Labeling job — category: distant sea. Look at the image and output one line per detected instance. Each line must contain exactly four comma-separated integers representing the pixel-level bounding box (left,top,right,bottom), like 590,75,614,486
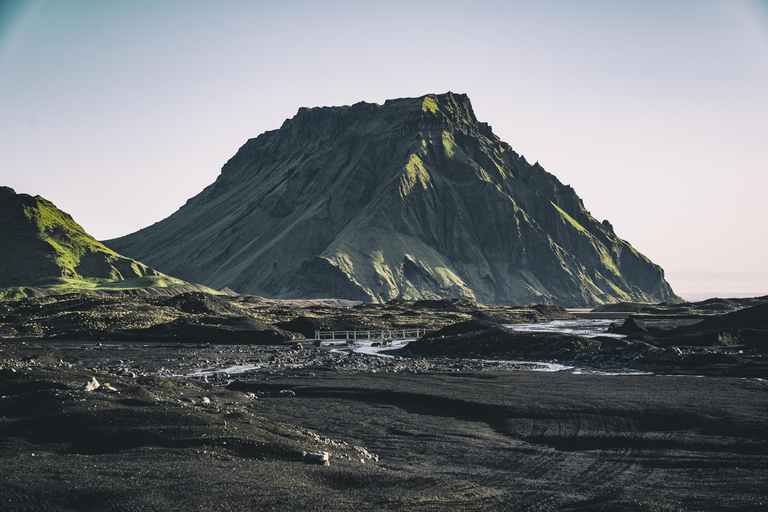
665,271,768,303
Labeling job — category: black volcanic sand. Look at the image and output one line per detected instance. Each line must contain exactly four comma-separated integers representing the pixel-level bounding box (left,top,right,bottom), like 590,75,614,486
1,342,767,511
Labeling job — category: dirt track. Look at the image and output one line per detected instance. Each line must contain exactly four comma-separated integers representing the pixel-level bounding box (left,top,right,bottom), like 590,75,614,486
1,341,767,511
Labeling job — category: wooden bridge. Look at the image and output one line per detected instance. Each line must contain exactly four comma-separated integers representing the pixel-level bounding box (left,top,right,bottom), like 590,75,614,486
314,328,433,344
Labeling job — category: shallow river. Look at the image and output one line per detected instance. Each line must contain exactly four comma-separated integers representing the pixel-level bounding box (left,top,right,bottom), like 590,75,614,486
183,319,643,378
340,319,649,375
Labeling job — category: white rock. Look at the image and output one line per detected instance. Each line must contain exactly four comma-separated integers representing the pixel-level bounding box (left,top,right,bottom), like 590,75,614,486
80,377,100,392
303,451,330,465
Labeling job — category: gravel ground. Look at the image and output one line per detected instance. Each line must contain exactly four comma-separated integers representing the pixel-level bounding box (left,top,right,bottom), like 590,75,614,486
1,340,767,511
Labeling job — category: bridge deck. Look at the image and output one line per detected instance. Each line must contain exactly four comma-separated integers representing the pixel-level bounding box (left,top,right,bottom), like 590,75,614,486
314,328,432,344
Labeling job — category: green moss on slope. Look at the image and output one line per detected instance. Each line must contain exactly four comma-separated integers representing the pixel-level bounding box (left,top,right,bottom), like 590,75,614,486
422,95,439,113
0,192,174,289
442,131,456,157
399,154,433,197
551,202,587,233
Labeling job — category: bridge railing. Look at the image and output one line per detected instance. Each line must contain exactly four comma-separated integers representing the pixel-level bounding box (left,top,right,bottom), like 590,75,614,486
314,328,433,344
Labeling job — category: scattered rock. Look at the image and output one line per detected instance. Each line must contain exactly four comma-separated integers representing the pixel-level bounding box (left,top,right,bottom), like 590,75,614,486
302,451,329,465
354,445,379,462
610,317,649,335
279,390,296,397
80,377,100,392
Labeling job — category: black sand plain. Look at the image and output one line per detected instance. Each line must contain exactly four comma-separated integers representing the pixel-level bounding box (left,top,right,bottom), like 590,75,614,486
1,340,766,511
1,293,767,510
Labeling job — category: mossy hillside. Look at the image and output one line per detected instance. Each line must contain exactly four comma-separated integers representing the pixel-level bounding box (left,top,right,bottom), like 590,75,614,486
94,275,187,289
0,191,174,289
0,288,34,300
0,276,208,301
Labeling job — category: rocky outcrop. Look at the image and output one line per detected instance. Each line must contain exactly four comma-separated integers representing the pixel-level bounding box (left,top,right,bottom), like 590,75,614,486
0,189,168,287
106,93,678,307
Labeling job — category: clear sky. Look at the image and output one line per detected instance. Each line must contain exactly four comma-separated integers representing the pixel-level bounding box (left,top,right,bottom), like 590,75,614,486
2,0,767,300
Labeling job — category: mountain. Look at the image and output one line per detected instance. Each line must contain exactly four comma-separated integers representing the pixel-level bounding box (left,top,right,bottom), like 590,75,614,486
106,93,678,307
0,187,169,288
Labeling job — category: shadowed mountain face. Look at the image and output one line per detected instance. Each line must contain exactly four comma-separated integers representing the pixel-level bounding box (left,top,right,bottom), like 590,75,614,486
106,93,678,306
0,188,164,287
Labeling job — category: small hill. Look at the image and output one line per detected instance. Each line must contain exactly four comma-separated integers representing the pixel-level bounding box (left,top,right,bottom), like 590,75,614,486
626,302,768,348
0,187,172,289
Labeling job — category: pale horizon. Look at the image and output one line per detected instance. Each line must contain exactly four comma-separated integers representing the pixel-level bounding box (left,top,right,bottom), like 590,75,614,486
666,270,768,302
2,0,767,299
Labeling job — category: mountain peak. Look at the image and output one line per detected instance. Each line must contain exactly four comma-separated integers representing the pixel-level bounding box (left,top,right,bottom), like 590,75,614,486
420,92,471,115
108,94,678,307
282,92,488,140
418,92,493,138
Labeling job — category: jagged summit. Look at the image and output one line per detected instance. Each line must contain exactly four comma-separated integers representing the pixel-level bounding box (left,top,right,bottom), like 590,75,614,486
277,92,492,145
106,93,678,306
0,186,15,200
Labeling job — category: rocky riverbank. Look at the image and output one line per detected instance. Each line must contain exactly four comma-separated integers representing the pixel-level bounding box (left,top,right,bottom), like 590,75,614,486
395,303,768,379
0,339,551,386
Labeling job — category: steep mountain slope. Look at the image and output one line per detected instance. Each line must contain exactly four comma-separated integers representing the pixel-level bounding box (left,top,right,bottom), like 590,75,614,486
106,93,678,306
0,187,168,287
